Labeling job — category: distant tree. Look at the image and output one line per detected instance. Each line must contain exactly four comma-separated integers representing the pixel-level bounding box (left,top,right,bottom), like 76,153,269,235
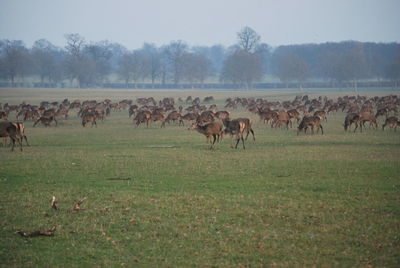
0,40,33,86
341,47,368,91
31,39,61,85
182,52,211,86
385,57,400,87
64,33,88,87
271,51,310,88
117,51,149,88
237,26,261,53
84,41,113,85
255,43,271,73
141,43,161,87
221,50,263,90
319,45,367,90
163,40,188,84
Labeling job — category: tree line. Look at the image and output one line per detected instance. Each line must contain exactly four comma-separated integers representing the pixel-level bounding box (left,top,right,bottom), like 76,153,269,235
0,27,399,89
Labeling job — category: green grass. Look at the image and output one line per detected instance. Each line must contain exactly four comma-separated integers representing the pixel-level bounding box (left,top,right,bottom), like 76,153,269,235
0,88,399,267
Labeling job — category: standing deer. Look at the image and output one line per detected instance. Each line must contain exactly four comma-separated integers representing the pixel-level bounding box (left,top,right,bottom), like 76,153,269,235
222,119,247,149
0,121,22,151
188,121,224,149
382,116,399,131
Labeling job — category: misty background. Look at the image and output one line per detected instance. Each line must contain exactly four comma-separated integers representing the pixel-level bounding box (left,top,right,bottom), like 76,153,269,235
0,0,399,89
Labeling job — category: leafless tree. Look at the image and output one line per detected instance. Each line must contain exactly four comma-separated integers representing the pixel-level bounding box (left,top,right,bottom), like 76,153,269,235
237,26,261,53
221,50,263,90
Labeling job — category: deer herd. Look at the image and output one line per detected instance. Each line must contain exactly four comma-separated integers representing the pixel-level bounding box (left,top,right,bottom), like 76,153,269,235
0,94,399,151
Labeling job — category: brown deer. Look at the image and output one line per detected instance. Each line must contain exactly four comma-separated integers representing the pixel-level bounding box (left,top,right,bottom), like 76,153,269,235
150,113,166,128
188,121,224,149
134,111,152,127
33,116,58,127
222,118,249,149
358,113,378,132
297,116,323,135
11,122,29,146
382,116,399,131
344,113,360,132
236,118,255,142
82,113,97,127
165,111,183,126
313,110,327,122
272,110,290,129
0,121,22,151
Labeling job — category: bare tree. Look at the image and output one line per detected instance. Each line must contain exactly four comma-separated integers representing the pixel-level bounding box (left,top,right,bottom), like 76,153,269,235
272,51,310,88
64,33,87,87
182,52,211,87
0,40,33,86
141,43,161,87
221,50,263,90
117,51,149,88
237,26,261,53
84,41,113,86
32,39,60,86
163,40,188,84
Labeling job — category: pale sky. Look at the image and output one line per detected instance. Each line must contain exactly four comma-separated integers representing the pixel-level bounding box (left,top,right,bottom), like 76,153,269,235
0,0,399,49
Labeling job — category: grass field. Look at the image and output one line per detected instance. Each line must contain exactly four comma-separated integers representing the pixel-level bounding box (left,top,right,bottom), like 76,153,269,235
0,88,399,267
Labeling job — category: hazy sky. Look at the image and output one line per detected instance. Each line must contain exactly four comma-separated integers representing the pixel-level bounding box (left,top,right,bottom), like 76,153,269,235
0,0,399,49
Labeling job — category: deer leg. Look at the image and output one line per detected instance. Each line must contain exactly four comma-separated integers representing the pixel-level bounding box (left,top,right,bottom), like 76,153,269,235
241,135,245,149
320,124,324,135
23,135,29,146
234,137,240,149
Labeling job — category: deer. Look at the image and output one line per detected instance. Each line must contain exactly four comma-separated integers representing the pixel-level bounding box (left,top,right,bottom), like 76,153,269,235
297,116,323,135
11,122,29,146
272,110,290,129
165,111,184,126
0,121,22,151
133,111,152,128
33,115,58,127
150,113,166,128
82,112,97,127
344,113,360,132
188,121,224,149
382,116,399,131
222,118,250,149
313,110,327,122
358,113,378,132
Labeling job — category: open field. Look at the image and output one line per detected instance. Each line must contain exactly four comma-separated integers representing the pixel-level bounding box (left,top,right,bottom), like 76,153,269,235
0,88,399,267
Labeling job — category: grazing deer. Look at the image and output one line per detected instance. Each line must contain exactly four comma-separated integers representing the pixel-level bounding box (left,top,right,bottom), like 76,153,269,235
215,111,230,121
344,113,361,132
82,113,97,127
33,116,58,127
272,110,290,129
151,113,166,128
382,116,399,131
0,121,22,151
297,116,323,135
134,111,152,128
165,111,184,126
313,110,327,122
358,113,378,132
188,121,224,149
